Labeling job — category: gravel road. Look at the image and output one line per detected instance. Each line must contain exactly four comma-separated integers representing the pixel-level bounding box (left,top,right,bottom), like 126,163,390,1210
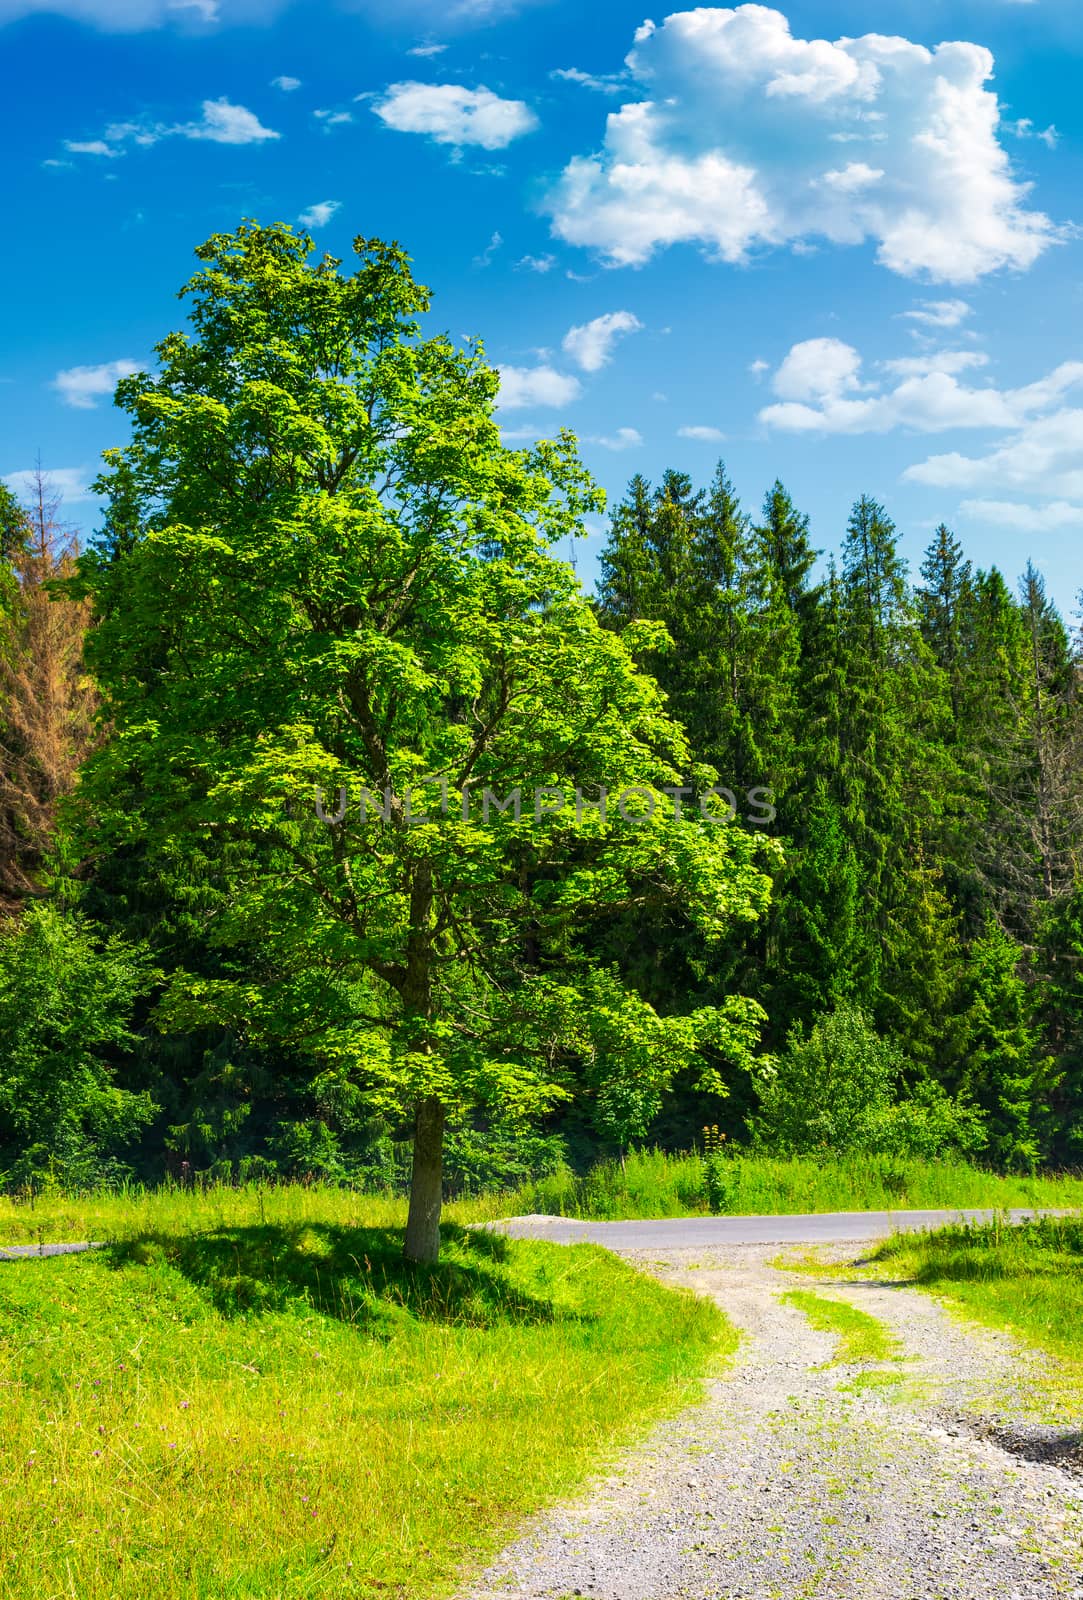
461,1242,1083,1600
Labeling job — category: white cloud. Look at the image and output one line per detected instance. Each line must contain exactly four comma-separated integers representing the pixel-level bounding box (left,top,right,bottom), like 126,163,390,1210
1009,118,1059,150
53,358,140,409
546,7,1056,282
959,499,1083,532
881,350,989,379
372,82,537,150
4,466,93,503
552,66,629,94
900,298,972,329
591,427,642,450
314,108,353,127
408,43,447,58
761,339,1083,435
905,408,1083,499
298,200,341,228
772,336,864,403
516,253,556,273
271,74,300,91
496,364,581,409
473,230,502,267
67,98,279,157
64,138,122,157
186,98,279,144
561,310,642,372
678,424,726,441
749,358,770,376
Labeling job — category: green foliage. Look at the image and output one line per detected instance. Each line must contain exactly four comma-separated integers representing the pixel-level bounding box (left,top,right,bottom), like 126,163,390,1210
0,904,158,1187
749,1004,985,1159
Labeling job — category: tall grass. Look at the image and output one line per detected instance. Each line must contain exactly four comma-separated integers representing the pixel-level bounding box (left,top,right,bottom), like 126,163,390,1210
1,1152,1081,1248
0,1202,731,1599
500,1149,1083,1221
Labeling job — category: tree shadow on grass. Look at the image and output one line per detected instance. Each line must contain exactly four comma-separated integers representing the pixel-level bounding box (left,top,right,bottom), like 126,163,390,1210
109,1220,573,1329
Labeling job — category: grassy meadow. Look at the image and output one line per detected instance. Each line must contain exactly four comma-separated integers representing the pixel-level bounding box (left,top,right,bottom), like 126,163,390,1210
0,1193,732,1600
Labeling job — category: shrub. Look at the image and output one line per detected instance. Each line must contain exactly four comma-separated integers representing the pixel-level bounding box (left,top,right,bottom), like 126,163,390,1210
749,1004,985,1160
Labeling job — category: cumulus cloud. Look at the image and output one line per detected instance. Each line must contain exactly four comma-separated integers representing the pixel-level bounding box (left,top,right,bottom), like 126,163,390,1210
496,364,581,409
562,310,642,372
678,424,726,441
53,358,140,409
272,75,301,91
760,337,1083,435
4,466,94,503
772,337,864,403
298,200,341,228
545,6,1056,282
590,427,643,450
372,82,537,150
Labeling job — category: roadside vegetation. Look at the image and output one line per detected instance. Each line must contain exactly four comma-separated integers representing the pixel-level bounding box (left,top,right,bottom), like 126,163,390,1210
3,1157,1083,1249
872,1217,1083,1381
0,1201,731,1600
3,1156,1083,1248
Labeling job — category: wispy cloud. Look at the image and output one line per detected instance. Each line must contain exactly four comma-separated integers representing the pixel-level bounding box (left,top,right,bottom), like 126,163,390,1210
4,466,94,503
63,98,279,160
677,424,725,441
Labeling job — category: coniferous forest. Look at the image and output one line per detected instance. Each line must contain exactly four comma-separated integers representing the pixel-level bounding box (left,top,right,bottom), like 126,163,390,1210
0,227,1081,1231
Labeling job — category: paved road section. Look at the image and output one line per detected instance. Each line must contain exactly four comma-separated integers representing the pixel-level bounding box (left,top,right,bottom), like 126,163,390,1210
489,1207,1066,1250
0,1241,103,1260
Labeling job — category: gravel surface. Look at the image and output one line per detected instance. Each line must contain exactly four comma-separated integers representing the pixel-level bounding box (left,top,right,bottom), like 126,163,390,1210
460,1243,1083,1600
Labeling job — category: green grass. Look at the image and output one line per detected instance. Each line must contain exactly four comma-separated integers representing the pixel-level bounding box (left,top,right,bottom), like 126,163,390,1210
3,1154,1083,1246
496,1150,1083,1221
872,1216,1083,1385
780,1289,901,1364
0,1202,733,1599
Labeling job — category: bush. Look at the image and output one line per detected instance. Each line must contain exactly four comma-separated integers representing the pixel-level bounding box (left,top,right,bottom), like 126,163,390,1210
0,904,158,1189
748,1004,985,1160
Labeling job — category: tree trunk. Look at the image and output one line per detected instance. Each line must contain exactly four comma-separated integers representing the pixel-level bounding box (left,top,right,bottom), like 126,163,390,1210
404,1095,445,1264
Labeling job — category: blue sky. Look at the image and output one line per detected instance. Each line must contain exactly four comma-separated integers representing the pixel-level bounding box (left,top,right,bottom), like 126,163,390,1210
3,0,1082,617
